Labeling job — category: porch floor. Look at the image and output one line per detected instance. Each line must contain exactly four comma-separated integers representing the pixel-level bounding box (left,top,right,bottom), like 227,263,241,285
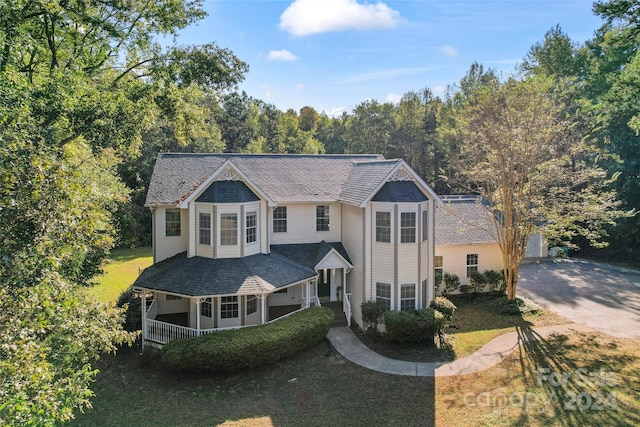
268,304,301,321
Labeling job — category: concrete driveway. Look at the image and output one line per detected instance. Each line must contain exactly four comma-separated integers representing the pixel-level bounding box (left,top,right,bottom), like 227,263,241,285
518,259,640,338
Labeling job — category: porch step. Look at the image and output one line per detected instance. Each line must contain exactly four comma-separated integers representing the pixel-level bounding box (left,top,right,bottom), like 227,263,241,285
324,302,348,327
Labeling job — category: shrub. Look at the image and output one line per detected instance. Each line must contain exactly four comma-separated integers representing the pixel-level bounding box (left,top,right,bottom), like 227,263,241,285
161,306,334,374
469,271,487,293
361,301,385,332
116,286,142,332
383,308,446,344
492,296,541,316
429,296,457,322
483,269,506,292
443,272,460,295
458,284,472,294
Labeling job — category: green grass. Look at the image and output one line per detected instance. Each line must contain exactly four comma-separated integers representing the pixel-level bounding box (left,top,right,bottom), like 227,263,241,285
71,331,640,426
354,293,568,362
88,247,152,304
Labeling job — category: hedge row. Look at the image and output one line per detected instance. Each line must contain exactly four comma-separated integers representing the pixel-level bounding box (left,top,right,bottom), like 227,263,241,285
383,308,446,343
161,306,334,374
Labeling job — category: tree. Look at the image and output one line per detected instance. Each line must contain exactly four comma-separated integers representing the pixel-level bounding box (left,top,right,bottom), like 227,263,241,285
456,77,622,300
0,0,247,423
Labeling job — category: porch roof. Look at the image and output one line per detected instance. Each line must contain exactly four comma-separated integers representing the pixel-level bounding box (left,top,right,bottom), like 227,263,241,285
270,241,352,270
133,252,316,297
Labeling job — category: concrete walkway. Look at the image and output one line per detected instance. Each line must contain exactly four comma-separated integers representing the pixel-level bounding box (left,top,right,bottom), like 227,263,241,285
327,323,595,377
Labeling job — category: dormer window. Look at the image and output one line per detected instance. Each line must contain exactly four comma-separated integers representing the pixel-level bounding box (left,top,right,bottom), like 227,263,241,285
165,209,181,237
316,205,330,231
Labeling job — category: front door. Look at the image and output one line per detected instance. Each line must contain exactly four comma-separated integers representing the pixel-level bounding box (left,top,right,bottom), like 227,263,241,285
318,269,330,298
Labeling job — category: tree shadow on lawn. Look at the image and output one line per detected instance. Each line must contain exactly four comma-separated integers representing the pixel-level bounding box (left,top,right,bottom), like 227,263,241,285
509,328,640,427
72,340,437,427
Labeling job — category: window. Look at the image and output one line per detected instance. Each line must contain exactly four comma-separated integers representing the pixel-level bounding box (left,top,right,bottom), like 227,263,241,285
422,209,429,241
220,213,238,246
246,212,257,244
466,253,479,277
199,213,211,245
376,282,391,311
246,295,258,315
375,212,391,243
316,205,330,231
273,206,287,233
165,209,181,236
400,212,416,243
201,297,212,318
434,256,444,282
220,296,239,319
400,284,416,311
274,288,288,294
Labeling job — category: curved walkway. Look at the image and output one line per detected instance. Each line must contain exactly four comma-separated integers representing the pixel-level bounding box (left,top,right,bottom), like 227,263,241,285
327,323,595,377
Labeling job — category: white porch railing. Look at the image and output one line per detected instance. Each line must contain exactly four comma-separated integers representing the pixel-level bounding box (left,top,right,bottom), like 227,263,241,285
145,319,199,344
343,293,352,327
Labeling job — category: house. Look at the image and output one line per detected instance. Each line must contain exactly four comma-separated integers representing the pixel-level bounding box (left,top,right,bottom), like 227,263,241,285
134,153,442,345
435,196,504,293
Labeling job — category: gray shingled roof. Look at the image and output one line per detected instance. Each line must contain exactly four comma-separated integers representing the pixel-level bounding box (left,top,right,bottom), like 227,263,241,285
145,153,385,206
372,181,429,202
436,196,497,245
338,160,400,206
271,241,352,270
133,252,316,297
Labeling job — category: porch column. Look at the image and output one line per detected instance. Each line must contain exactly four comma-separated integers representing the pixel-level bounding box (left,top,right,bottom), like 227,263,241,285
141,291,147,341
343,268,347,299
261,294,268,324
196,298,201,336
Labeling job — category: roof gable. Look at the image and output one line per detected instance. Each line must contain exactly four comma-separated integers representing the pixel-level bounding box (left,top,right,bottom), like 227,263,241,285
372,181,429,202
196,180,260,203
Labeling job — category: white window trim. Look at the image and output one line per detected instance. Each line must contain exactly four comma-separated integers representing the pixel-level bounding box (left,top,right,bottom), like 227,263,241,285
375,211,392,243
219,295,239,320
466,253,479,277
400,211,417,244
199,212,212,246
245,211,258,245
375,282,392,311
165,208,181,237
219,212,239,246
316,205,330,232
273,206,287,233
400,283,416,311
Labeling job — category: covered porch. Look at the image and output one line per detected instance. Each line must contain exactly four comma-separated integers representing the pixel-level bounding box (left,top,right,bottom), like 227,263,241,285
132,251,321,345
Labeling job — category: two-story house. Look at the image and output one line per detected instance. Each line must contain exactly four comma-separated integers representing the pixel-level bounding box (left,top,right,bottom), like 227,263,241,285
134,153,442,345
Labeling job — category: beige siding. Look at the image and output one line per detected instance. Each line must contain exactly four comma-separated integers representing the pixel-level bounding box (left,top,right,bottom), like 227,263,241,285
154,206,188,263
270,203,342,245
156,294,189,315
435,243,503,291
268,284,303,307
341,204,364,327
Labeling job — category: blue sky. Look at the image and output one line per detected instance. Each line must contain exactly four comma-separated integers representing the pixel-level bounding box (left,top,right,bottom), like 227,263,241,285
174,0,604,116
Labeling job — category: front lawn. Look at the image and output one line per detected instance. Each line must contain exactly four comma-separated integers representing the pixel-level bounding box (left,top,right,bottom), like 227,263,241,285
354,293,569,362
87,247,152,303
71,330,640,426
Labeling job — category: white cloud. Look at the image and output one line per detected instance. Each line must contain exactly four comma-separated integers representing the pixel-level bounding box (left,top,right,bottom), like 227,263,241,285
432,84,447,96
279,0,403,37
344,66,435,83
264,90,272,98
328,106,347,117
386,93,402,104
267,49,300,62
440,45,459,57
295,83,305,90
